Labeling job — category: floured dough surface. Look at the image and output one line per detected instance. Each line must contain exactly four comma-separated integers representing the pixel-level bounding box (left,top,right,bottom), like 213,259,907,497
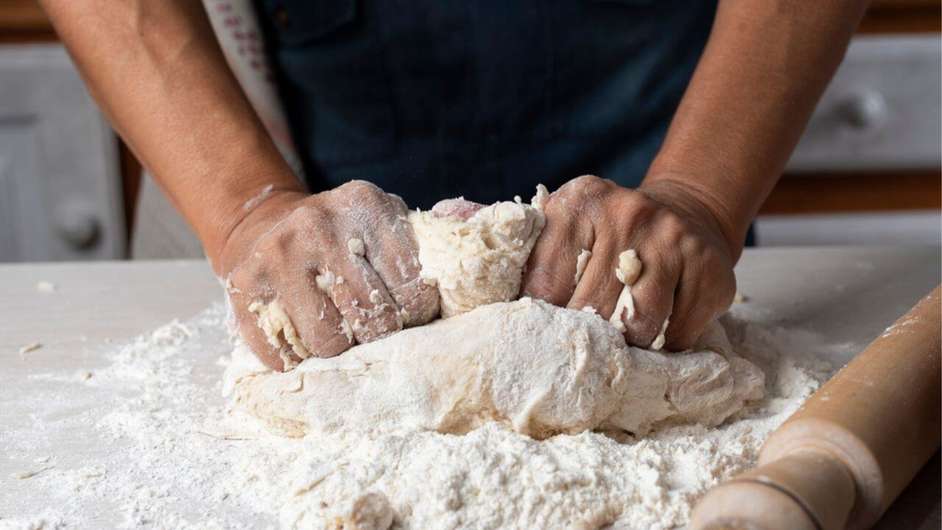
231,189,765,440
227,298,764,439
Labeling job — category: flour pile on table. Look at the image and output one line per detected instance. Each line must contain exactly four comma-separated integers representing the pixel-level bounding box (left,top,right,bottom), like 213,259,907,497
4,300,847,529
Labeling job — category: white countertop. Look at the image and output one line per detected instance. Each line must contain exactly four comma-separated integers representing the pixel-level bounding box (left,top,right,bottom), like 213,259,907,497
1,247,939,528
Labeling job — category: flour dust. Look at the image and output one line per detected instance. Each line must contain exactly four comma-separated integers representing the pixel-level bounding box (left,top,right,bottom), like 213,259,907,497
2,302,847,530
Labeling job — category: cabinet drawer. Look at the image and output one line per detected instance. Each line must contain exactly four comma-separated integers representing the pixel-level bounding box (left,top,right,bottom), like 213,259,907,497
787,35,941,172
0,44,124,262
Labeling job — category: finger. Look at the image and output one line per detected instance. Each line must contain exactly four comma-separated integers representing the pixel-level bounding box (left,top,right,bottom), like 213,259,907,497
275,268,353,359
326,182,440,327
319,248,403,344
665,258,736,351
227,263,297,371
623,251,680,349
431,198,485,221
360,193,440,327
566,240,623,319
521,198,594,306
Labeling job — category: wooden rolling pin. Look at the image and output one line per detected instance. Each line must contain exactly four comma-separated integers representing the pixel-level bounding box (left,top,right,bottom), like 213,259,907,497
690,285,941,530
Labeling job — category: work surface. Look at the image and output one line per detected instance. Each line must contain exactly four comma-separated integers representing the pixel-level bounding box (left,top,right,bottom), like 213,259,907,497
1,246,939,528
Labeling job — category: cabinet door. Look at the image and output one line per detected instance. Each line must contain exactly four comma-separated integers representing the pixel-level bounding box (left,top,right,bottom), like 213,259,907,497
0,44,124,262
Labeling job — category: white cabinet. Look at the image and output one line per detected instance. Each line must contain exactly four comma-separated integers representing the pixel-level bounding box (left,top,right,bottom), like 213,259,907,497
0,44,124,262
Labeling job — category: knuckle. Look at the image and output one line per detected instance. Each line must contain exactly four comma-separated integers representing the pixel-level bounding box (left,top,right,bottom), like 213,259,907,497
272,226,299,256
661,210,687,235
668,333,697,352
551,175,616,220
384,192,409,214
572,174,607,190
614,193,657,229
292,203,329,228
679,233,706,257
314,333,353,359
558,174,610,201
336,180,383,202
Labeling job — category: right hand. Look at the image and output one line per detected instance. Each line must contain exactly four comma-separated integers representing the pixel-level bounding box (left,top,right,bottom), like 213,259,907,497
522,175,739,351
217,181,440,371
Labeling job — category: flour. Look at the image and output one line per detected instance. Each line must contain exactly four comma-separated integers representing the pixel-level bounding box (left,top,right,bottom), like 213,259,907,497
242,183,275,212
2,300,845,529
17,342,42,356
249,311,827,530
35,281,57,294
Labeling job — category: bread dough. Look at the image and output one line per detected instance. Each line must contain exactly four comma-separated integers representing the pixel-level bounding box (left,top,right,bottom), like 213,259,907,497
229,189,765,439
408,199,544,317
609,249,670,350
574,249,592,285
609,249,642,333
227,298,764,439
247,299,310,370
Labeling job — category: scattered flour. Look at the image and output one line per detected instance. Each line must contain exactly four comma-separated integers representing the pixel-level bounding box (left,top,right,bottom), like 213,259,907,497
2,301,844,529
17,343,42,357
35,281,57,294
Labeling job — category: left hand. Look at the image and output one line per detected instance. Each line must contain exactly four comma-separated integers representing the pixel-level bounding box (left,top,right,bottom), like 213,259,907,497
522,175,740,351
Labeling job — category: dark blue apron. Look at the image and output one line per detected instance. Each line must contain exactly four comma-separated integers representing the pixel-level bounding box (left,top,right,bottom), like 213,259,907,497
254,0,718,210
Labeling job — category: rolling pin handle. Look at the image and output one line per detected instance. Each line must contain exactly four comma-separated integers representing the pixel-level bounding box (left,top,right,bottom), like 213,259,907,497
690,448,856,530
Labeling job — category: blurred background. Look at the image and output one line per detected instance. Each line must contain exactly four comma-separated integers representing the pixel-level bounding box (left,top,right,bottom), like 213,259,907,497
0,0,939,263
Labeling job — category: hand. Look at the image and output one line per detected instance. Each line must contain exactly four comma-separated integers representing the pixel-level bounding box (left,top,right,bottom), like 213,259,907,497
217,181,440,370
522,175,739,351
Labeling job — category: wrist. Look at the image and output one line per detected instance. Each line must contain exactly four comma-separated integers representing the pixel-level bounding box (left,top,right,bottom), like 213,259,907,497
205,186,307,275
638,175,746,261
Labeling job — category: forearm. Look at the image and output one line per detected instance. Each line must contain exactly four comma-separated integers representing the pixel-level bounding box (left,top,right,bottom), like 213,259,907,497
40,0,303,266
644,0,869,257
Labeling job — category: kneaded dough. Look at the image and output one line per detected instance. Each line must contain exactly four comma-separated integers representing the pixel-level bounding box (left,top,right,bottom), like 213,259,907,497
226,298,764,439
229,188,765,439
408,199,544,317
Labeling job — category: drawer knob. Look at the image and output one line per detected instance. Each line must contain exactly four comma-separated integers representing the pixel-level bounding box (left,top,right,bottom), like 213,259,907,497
55,203,100,250
839,90,887,130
